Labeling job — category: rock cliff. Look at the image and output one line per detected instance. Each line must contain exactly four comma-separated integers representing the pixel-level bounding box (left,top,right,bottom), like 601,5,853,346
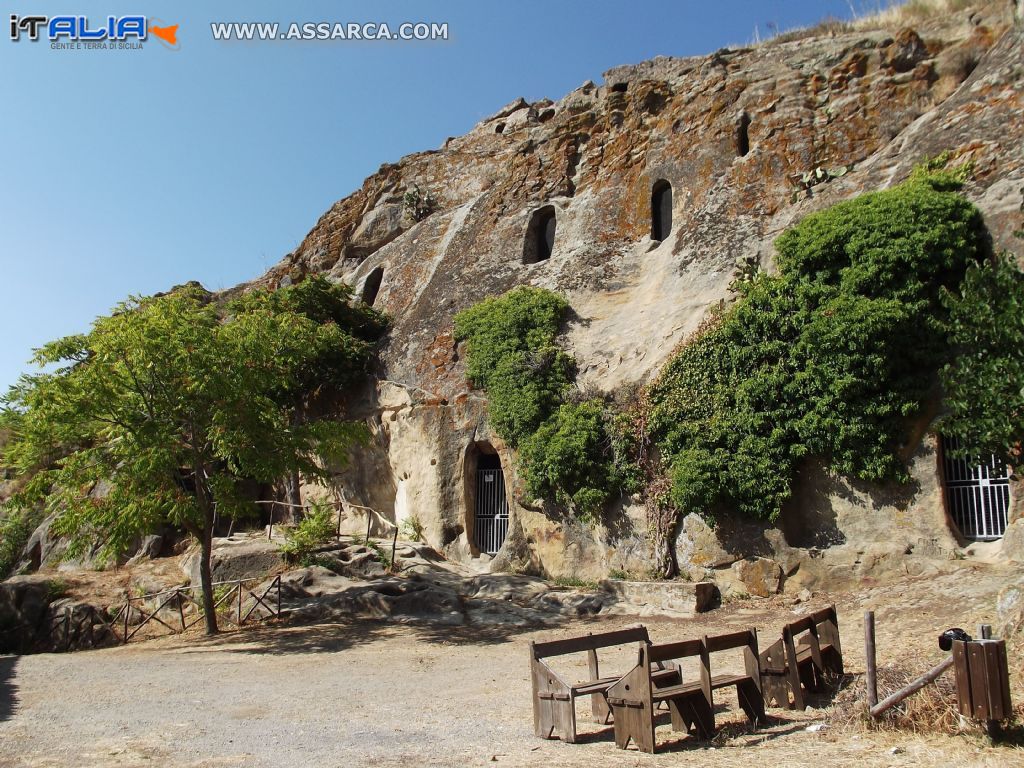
244,3,1023,588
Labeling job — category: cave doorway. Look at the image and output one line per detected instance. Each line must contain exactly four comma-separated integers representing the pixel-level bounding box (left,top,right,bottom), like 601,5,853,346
940,435,1010,541
465,443,509,554
360,267,384,306
651,180,672,241
523,205,556,264
736,112,751,157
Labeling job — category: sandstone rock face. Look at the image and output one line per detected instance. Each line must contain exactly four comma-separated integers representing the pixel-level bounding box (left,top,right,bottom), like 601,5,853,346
999,518,1024,563
602,579,716,616
731,557,783,597
783,433,960,551
181,535,285,586
242,7,1022,585
996,576,1024,639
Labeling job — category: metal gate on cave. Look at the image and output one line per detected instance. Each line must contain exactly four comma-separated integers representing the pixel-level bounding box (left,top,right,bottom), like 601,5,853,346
941,435,1011,541
474,465,508,555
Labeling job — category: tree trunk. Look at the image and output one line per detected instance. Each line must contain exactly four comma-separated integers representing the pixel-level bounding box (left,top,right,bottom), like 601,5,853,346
654,530,678,579
285,401,305,523
192,464,219,636
199,522,218,635
646,498,679,579
285,470,303,523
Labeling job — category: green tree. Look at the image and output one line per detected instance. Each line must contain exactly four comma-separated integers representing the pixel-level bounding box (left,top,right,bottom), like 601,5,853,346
229,276,388,515
1,281,384,633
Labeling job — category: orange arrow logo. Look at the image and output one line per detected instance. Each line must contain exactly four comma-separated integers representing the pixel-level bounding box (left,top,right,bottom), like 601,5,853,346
150,24,177,46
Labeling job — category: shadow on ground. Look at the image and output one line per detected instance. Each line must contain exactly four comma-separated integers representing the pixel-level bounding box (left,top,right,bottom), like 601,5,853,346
0,655,19,722
570,710,808,752
172,613,553,656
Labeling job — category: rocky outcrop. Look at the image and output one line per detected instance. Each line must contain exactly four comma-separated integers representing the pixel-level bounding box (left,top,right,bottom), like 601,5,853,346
240,541,712,626
601,579,716,616
996,575,1024,639
181,535,285,586
239,5,1022,584
18,512,178,574
250,565,604,627
0,576,116,654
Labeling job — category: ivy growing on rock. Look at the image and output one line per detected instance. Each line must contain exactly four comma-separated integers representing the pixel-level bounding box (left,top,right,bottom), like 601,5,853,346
939,252,1024,462
454,161,1022,571
647,167,991,530
519,400,620,516
454,287,617,518
453,287,572,445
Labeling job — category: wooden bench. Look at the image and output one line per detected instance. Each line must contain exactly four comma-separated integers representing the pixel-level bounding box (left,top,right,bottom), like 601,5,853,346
606,628,765,754
529,626,679,743
760,604,843,710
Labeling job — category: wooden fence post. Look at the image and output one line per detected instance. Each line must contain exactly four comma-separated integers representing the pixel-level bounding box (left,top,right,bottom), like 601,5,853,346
865,611,878,708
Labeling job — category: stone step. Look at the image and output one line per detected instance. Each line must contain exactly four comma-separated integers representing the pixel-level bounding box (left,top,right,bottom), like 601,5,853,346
600,579,717,618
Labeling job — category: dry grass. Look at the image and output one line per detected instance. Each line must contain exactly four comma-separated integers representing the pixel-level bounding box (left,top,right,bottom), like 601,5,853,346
760,0,1008,46
828,660,1024,748
829,664,972,734
852,0,1007,30
764,17,854,46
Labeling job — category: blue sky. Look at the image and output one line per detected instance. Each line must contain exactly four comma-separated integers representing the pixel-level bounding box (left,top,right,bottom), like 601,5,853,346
0,0,875,392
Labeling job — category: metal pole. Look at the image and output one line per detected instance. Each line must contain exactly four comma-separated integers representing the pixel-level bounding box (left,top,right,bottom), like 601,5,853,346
865,610,878,709
390,526,398,570
365,511,372,544
978,624,992,640
237,582,243,625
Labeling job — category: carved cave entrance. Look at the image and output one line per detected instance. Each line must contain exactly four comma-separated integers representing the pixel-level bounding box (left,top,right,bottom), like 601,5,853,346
651,180,672,241
465,442,509,555
523,205,556,264
361,267,384,306
940,435,1010,541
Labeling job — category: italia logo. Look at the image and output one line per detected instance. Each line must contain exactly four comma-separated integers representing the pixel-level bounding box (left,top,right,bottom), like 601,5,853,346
9,14,179,48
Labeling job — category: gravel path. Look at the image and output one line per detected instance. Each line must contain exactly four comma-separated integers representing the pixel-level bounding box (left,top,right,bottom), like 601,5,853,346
1,566,1021,767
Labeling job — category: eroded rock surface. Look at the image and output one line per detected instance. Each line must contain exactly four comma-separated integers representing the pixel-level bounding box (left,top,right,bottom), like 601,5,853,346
229,7,1024,584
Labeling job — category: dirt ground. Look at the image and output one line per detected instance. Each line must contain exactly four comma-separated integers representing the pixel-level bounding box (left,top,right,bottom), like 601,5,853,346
1,563,1023,768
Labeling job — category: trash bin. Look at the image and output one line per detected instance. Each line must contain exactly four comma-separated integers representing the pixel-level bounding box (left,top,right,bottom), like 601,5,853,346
952,639,1012,722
